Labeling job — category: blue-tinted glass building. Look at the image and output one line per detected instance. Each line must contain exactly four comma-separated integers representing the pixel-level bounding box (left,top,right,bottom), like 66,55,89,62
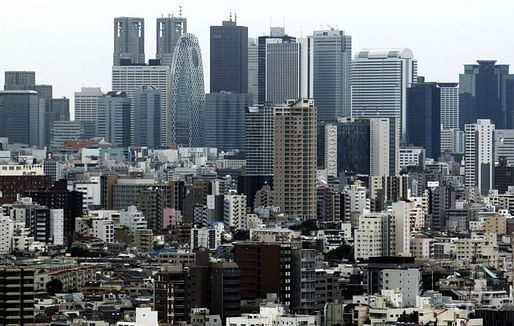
406,83,441,159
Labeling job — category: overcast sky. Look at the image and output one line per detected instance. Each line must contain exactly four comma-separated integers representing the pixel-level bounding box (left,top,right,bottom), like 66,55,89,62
2,0,513,116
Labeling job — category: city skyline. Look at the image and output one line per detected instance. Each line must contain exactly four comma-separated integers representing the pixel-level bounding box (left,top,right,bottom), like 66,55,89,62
2,0,514,116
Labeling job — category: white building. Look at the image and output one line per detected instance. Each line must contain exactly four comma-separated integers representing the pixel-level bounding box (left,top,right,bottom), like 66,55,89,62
71,176,101,211
354,213,395,260
439,82,459,129
369,118,399,176
74,87,103,124
352,48,417,141
0,215,14,254
465,119,495,195
92,219,115,243
0,164,44,176
117,307,158,326
399,147,425,170
380,269,421,307
50,209,64,245
441,128,465,154
190,225,222,250
223,192,247,230
120,206,147,235
112,64,171,146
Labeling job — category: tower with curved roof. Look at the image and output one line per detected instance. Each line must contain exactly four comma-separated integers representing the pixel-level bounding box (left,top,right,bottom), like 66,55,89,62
169,33,205,146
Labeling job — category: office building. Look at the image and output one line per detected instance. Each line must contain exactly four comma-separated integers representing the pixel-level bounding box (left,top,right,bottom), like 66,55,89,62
50,120,95,149
133,86,162,148
205,92,252,152
0,267,35,326
459,60,514,129
74,87,103,126
112,63,171,146
0,90,44,147
210,18,248,93
45,97,70,146
245,104,274,176
352,48,417,140
406,82,441,159
465,119,495,195
399,146,425,170
311,29,352,120
35,84,52,101
495,129,514,165
96,91,131,147
494,158,514,194
156,16,187,66
439,82,459,129
0,175,52,205
170,33,205,146
273,99,317,220
440,128,464,154
113,17,145,65
4,71,35,90
248,38,258,103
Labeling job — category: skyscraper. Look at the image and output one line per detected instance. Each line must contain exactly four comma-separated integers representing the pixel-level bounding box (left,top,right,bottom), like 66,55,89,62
406,82,441,159
352,49,417,140
205,92,253,152
210,18,248,93
156,16,187,66
245,104,274,176
45,97,70,147
369,118,392,177
464,119,495,196
459,60,514,129
96,91,131,147
112,63,171,146
113,17,145,65
312,29,352,120
248,38,258,104
170,33,205,147
133,86,161,148
74,87,103,127
0,90,44,147
4,71,35,90
266,39,301,104
273,99,317,220
439,82,459,129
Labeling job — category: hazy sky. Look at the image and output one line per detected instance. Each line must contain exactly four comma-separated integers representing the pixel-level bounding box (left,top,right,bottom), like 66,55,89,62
2,0,514,116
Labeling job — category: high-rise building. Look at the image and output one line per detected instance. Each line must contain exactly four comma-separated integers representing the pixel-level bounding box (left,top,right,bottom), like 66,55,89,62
406,82,441,159
248,38,259,104
205,92,252,152
133,86,161,148
273,99,317,220
45,97,70,146
210,18,248,93
4,71,35,90
352,49,417,140
440,128,464,154
74,87,103,127
156,16,187,66
459,60,514,129
113,17,145,65
112,63,171,146
170,33,205,146
96,91,131,147
495,129,514,165
154,265,188,325
439,82,459,129
50,120,95,149
0,267,35,325
223,191,247,230
0,90,44,147
311,29,352,120
354,212,395,260
35,84,52,100
369,118,399,176
465,119,495,195
245,104,274,176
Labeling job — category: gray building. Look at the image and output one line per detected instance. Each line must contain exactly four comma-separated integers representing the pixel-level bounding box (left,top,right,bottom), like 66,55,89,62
113,17,145,65
352,49,417,141
210,18,248,93
4,71,35,90
133,86,162,148
74,87,103,128
495,129,514,165
50,121,95,149
0,90,44,147
245,104,274,176
379,268,421,307
248,38,258,104
156,16,187,66
312,29,352,120
266,41,301,104
205,92,252,152
35,84,52,100
170,33,205,147
97,91,131,148
45,97,70,147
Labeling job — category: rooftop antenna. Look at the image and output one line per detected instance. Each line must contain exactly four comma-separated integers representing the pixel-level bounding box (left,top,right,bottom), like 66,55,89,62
229,10,232,22
234,11,237,24
179,6,182,18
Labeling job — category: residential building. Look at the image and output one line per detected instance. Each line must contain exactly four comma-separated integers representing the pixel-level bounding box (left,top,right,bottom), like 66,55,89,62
464,119,495,195
0,267,35,325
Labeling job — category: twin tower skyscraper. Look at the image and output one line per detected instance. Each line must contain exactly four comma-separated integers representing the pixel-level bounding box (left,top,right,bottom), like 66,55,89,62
112,16,204,147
